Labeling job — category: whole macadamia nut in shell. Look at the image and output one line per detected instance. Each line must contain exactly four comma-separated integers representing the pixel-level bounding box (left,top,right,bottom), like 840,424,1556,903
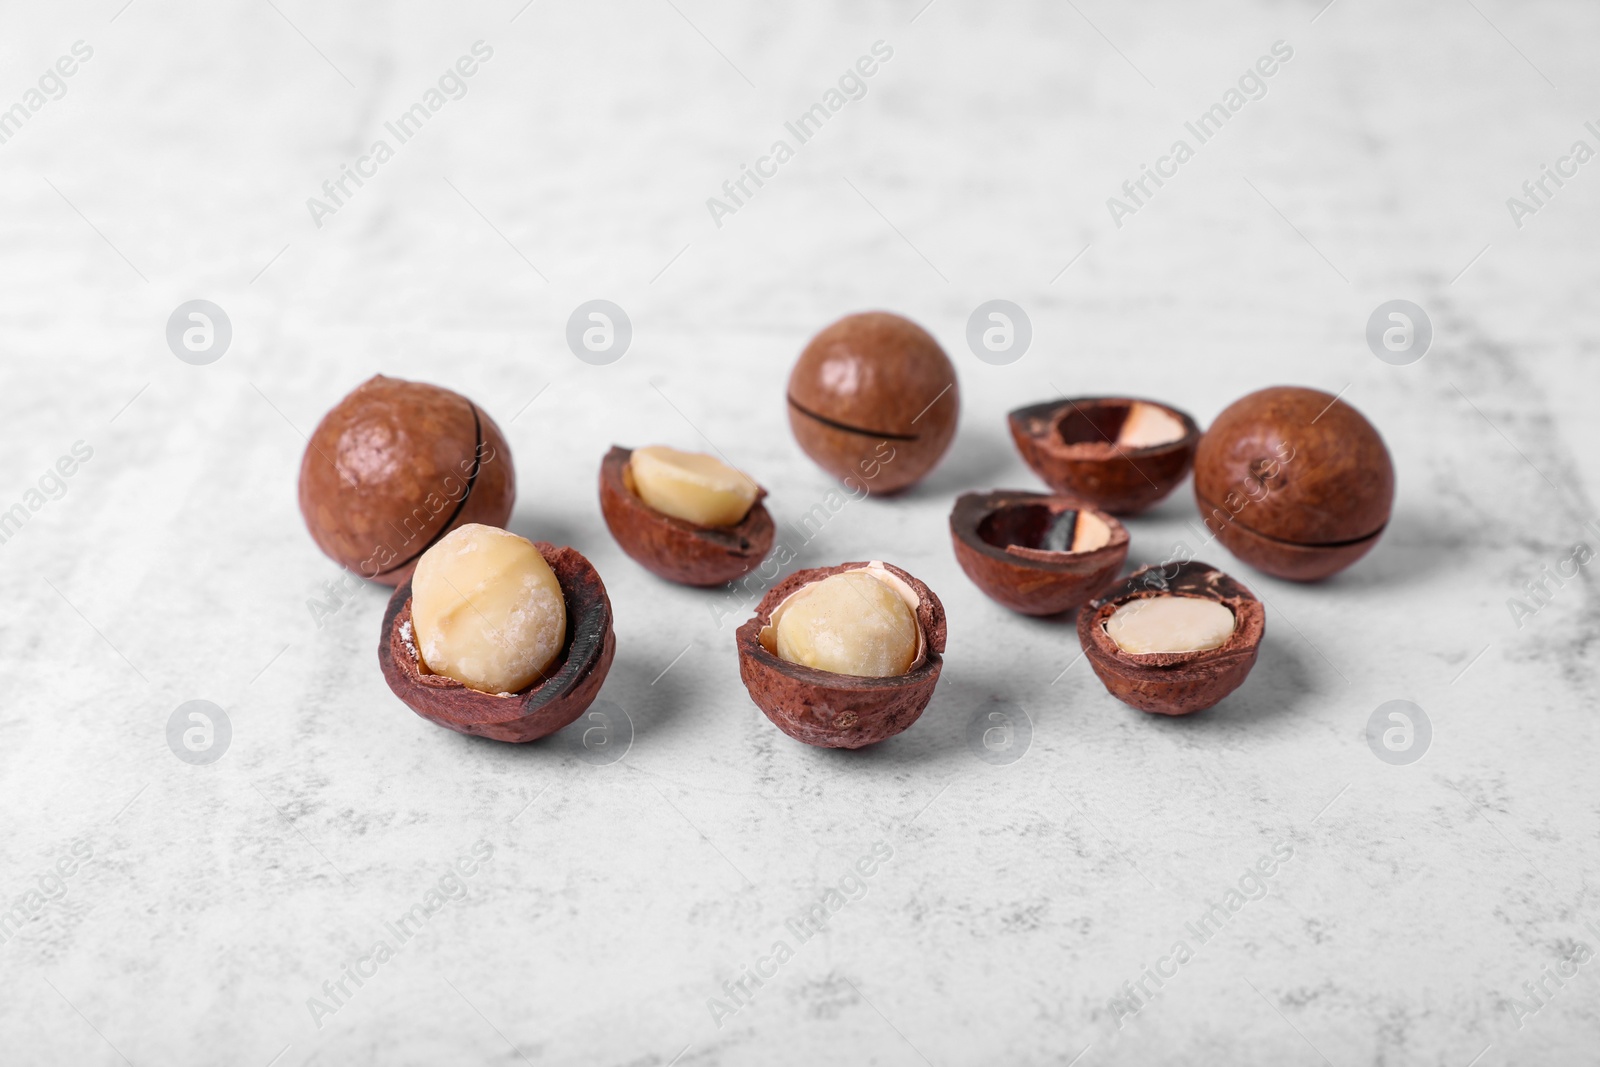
1193,386,1393,581
298,375,515,586
787,312,959,494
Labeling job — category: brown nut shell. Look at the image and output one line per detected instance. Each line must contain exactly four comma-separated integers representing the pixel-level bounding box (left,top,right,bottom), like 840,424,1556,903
1193,386,1393,582
1008,397,1200,514
378,543,615,743
299,375,516,587
1192,509,1382,583
949,490,1129,616
736,561,947,748
787,312,959,495
598,446,775,587
1078,561,1264,716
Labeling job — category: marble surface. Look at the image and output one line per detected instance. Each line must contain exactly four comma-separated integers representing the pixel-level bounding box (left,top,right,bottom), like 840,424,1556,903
2,1,1599,1064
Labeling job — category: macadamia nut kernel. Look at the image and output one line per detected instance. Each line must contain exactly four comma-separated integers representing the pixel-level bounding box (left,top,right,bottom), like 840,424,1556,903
1105,596,1236,655
770,569,918,677
627,446,758,527
410,524,567,694
1067,510,1113,553
1117,401,1188,448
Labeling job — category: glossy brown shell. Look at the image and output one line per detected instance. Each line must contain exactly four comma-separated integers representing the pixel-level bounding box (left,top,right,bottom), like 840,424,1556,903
1078,561,1264,715
787,312,959,495
736,561,947,748
1008,397,1200,514
299,375,516,587
949,490,1129,616
378,543,615,743
1194,386,1393,581
598,446,775,587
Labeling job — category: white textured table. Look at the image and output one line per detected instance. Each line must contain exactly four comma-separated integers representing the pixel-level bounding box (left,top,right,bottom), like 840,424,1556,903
2,2,1598,1064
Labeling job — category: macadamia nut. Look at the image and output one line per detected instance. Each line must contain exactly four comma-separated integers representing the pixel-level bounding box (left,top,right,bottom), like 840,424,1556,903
410,524,567,694
1105,596,1235,655
788,312,960,494
628,446,758,527
773,569,918,677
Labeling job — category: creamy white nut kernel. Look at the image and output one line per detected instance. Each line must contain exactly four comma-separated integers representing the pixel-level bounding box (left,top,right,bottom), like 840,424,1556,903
774,569,919,677
410,523,566,694
1070,510,1112,552
1117,402,1187,449
1105,595,1234,655
628,446,759,527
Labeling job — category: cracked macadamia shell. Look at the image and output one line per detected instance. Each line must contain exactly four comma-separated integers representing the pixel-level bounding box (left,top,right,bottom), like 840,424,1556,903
1193,386,1394,581
949,490,1129,616
1008,397,1200,515
599,446,775,587
1078,561,1264,715
298,375,515,587
736,561,946,748
379,542,616,743
787,312,960,495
